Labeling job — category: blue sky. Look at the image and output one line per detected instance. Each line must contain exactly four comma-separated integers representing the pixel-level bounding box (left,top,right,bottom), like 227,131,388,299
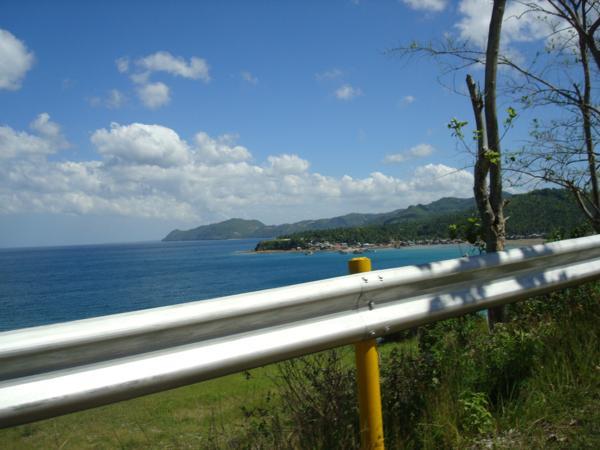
0,1,560,247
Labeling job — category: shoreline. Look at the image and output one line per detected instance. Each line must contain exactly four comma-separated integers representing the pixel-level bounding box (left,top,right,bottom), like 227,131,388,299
249,238,546,254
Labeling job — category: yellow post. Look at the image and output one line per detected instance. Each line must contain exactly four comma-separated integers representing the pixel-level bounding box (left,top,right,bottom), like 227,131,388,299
349,257,385,450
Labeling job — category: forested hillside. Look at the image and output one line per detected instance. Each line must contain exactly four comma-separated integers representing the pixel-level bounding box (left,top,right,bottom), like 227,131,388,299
255,189,585,249
164,189,584,243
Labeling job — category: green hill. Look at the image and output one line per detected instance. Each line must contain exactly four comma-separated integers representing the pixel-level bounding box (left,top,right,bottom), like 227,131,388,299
162,198,475,241
163,189,586,242
163,218,268,241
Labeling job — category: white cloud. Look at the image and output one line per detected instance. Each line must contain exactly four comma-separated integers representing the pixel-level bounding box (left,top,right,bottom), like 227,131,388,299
401,95,416,105
0,119,474,225
0,29,35,90
136,51,210,82
241,71,258,85
335,84,362,100
115,57,129,73
267,154,310,174
137,82,170,109
316,68,343,81
88,89,126,109
456,0,554,47
194,132,252,164
409,143,434,157
130,71,150,85
0,113,67,160
30,113,59,138
401,0,447,12
106,89,125,109
412,163,473,193
119,51,210,110
384,143,434,163
0,127,52,160
91,122,190,167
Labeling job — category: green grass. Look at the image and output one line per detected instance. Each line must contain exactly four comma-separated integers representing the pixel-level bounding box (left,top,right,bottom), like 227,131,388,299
493,311,600,449
0,364,280,449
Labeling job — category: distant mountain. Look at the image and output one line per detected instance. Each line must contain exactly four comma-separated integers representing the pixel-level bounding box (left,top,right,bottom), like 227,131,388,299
163,195,477,241
162,189,585,242
163,218,269,241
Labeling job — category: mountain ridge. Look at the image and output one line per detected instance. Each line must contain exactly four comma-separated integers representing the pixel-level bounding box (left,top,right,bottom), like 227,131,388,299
162,195,477,241
163,190,580,241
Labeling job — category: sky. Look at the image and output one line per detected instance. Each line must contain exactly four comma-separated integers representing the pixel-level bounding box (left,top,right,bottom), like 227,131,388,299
0,0,563,247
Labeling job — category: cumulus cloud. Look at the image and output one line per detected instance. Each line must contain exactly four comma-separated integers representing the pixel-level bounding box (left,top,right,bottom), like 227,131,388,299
0,113,67,160
385,143,434,163
30,113,69,148
91,122,190,167
0,29,35,90
194,132,252,164
335,84,362,100
456,0,554,47
401,0,447,12
118,51,210,109
267,154,310,174
0,119,473,224
136,51,210,82
137,82,170,109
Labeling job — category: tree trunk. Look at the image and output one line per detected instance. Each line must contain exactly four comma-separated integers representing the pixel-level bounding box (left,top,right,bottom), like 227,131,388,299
467,75,495,246
473,0,507,328
484,0,506,255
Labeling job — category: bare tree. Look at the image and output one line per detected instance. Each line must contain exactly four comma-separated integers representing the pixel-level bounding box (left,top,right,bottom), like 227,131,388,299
520,0,600,70
393,1,600,234
506,0,600,231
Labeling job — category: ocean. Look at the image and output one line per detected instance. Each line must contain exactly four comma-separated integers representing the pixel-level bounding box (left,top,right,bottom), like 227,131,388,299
0,239,465,332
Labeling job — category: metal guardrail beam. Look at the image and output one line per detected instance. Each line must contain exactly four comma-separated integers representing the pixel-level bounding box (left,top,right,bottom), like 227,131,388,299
1,235,600,427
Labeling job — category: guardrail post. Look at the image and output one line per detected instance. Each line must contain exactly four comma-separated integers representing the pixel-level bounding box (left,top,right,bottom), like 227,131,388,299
349,257,385,450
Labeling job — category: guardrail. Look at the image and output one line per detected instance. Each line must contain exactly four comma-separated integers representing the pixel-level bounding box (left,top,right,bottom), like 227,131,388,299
2,235,600,429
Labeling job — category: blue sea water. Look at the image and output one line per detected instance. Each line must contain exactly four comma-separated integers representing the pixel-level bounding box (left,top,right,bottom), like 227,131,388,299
0,239,465,332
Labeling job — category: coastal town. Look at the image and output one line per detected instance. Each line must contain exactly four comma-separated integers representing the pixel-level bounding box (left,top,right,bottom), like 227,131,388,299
254,234,545,253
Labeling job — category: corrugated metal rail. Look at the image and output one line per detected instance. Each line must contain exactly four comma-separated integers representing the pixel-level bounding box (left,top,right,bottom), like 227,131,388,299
2,235,600,427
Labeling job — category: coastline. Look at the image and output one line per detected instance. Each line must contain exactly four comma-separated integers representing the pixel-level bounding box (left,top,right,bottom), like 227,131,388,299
249,238,546,254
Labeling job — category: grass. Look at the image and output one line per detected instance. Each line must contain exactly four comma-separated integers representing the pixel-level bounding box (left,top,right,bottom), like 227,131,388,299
0,364,279,449
492,306,600,449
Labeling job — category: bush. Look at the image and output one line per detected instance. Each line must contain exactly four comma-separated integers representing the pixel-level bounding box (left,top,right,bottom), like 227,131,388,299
236,283,599,449
275,349,358,449
381,347,429,446
458,390,494,434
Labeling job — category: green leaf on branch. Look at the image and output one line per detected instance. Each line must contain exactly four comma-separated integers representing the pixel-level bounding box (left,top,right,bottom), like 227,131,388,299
484,149,501,164
504,106,518,127
448,118,468,139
